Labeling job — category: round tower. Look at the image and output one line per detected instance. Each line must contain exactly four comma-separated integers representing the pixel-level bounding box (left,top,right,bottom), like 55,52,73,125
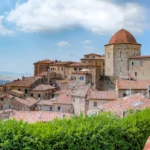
105,29,141,79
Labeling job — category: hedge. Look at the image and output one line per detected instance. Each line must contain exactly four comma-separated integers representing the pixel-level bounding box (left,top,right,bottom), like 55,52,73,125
0,109,150,150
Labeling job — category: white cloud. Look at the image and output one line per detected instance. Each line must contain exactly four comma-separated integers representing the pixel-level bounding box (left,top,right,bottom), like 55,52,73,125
57,41,70,47
84,46,95,50
6,0,147,34
82,40,91,44
0,16,14,35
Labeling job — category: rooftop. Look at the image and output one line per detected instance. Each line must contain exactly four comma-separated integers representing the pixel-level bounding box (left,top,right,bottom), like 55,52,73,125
117,79,150,90
71,85,91,97
129,56,150,59
6,94,39,107
69,62,94,67
84,53,102,57
108,29,139,45
89,91,118,100
103,93,150,116
9,110,72,123
31,84,55,91
6,76,42,88
34,59,54,64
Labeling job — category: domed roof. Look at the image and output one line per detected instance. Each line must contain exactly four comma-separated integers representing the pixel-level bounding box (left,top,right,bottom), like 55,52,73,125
108,29,138,45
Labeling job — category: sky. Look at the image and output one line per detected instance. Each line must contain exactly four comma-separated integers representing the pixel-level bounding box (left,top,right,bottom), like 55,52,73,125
0,0,150,75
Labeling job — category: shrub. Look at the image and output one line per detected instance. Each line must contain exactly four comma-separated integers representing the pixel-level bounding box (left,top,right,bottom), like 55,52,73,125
0,109,150,150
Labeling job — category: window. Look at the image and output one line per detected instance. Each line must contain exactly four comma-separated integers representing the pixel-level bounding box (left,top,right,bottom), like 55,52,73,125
50,107,52,111
120,52,122,58
18,89,21,91
140,61,143,66
108,53,110,59
31,94,34,97
1,98,3,101
93,56,95,58
132,62,134,66
58,106,61,111
74,68,77,71
41,79,43,83
80,77,84,80
93,102,97,107
123,93,127,97
45,93,47,96
72,99,75,102
79,68,82,71
135,72,137,77
38,94,41,98
87,56,89,58
25,89,28,94
47,66,49,69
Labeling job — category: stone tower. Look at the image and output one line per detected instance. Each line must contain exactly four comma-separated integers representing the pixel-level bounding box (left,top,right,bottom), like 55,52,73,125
105,29,141,79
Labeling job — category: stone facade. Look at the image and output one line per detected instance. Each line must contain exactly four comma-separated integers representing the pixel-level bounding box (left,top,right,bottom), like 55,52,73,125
129,57,150,80
34,60,53,76
105,44,141,78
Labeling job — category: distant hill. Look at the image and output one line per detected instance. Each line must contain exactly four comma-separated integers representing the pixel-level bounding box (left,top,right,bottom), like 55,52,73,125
0,71,32,84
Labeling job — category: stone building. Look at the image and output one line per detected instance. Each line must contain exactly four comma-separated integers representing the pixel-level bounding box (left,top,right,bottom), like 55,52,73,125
81,53,105,76
0,94,39,111
68,62,100,89
30,84,56,100
49,61,73,79
105,29,141,79
88,91,117,111
116,79,150,98
34,59,54,76
129,56,150,80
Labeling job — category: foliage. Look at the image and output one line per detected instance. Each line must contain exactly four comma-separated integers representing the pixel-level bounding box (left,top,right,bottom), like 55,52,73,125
0,109,150,150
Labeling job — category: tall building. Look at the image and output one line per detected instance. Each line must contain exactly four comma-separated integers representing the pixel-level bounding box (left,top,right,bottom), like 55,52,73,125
34,60,54,76
105,29,141,79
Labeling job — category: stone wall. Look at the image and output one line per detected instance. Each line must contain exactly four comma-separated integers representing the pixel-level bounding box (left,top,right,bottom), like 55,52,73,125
129,58,150,80
105,44,141,78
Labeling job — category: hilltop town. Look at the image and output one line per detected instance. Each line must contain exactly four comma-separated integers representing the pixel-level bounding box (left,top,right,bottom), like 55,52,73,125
1,28,150,123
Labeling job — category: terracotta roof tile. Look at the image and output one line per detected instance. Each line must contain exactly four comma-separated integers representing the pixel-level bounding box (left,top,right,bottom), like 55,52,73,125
31,84,55,91
108,29,138,45
103,93,150,116
9,110,72,123
34,59,53,64
117,79,150,90
9,76,42,87
89,91,118,100
69,62,94,67
129,56,150,59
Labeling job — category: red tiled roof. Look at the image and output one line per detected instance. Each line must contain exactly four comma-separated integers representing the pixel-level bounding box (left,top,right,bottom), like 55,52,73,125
51,61,73,66
129,56,150,59
108,29,139,45
4,94,39,107
89,91,117,100
34,60,53,64
69,62,94,67
103,93,150,116
143,136,150,150
31,84,55,91
9,110,72,123
54,90,72,105
9,76,42,87
117,79,150,90
84,53,102,57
